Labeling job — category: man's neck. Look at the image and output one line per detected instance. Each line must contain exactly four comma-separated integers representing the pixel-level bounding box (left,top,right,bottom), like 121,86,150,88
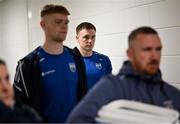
43,40,63,55
79,48,93,57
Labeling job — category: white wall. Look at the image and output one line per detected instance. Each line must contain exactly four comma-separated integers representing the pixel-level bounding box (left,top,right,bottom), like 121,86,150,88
27,0,180,89
0,3,2,58
0,0,179,89
0,0,29,82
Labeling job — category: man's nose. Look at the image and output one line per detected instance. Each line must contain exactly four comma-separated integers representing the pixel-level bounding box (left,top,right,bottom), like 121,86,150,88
1,81,9,91
151,50,160,60
61,24,67,29
87,38,93,43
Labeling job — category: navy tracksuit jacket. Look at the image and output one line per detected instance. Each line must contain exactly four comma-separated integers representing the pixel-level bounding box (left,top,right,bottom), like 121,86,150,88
67,61,180,123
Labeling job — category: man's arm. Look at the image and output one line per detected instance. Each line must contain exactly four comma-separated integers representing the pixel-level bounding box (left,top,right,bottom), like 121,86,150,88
67,75,122,123
13,61,30,104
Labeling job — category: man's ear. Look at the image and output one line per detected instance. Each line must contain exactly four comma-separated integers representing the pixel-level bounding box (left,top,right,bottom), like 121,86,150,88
40,20,45,30
76,35,79,43
127,48,133,60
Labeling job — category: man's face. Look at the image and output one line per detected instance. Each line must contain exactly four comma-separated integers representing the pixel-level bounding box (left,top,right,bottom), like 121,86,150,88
41,13,69,43
76,29,96,53
0,64,14,107
128,33,162,75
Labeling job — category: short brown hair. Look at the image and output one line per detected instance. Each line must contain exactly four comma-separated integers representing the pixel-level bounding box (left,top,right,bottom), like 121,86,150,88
0,58,6,66
128,26,158,47
41,4,70,18
76,22,96,35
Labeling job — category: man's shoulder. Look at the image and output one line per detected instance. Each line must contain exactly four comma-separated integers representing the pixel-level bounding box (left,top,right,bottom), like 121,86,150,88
94,74,128,95
64,45,73,53
19,46,41,63
163,81,180,94
93,51,110,60
100,74,121,86
64,46,77,56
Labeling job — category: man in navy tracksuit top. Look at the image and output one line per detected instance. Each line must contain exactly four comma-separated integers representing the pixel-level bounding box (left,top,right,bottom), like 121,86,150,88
74,22,112,89
13,4,87,123
67,26,180,123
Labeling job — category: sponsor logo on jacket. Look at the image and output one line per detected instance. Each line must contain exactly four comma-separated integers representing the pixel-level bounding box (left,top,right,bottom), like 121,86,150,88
41,69,55,77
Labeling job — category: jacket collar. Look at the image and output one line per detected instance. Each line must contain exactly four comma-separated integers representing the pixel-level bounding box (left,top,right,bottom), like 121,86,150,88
118,60,162,82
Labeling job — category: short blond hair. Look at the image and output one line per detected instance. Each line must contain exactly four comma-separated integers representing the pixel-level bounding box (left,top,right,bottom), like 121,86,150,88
41,4,70,18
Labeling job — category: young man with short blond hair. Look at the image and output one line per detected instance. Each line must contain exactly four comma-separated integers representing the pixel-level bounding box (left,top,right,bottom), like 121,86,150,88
13,4,86,122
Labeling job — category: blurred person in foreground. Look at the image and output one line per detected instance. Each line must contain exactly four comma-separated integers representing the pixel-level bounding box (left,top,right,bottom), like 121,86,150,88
67,26,180,123
0,59,41,122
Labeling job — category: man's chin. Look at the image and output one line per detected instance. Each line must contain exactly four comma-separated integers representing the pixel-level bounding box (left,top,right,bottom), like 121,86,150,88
53,37,66,43
146,69,158,76
85,47,93,52
3,99,14,107
145,65,159,75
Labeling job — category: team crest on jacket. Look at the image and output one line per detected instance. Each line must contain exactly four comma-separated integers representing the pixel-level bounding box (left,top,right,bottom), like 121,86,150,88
69,63,76,72
96,63,102,70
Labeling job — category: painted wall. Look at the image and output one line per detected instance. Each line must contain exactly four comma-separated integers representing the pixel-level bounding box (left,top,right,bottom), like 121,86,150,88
27,0,180,89
0,0,179,89
0,3,2,58
0,0,29,82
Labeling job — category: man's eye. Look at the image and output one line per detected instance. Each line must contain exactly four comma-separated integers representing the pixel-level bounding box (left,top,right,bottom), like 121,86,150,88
65,20,69,25
55,20,63,24
84,36,89,40
156,47,162,51
92,36,96,40
56,21,61,24
5,75,9,81
143,48,151,51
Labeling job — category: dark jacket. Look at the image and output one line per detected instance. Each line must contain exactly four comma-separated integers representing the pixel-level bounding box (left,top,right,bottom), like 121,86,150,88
67,61,180,123
0,101,42,122
13,46,87,119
